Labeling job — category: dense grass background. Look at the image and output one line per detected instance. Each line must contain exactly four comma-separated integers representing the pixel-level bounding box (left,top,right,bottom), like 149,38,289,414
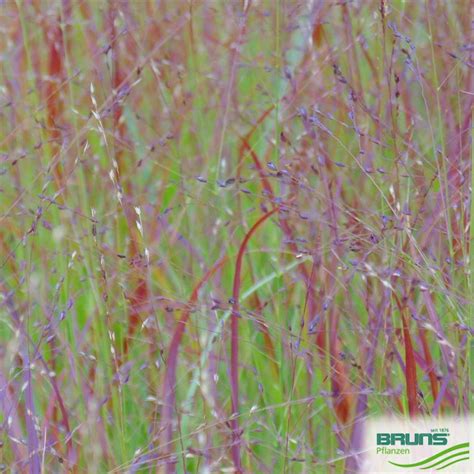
0,0,472,472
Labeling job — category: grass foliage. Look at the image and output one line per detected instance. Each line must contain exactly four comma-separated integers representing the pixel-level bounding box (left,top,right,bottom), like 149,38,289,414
0,0,472,472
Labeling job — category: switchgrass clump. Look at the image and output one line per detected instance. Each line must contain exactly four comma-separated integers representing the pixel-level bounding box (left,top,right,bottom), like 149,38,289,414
0,1,471,472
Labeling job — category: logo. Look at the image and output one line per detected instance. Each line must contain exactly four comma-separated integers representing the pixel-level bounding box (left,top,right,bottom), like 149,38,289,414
387,442,469,471
375,430,469,471
377,432,449,446
362,417,473,473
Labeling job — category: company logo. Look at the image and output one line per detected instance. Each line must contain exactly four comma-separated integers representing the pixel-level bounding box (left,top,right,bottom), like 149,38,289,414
377,432,449,446
387,442,469,471
375,431,469,470
363,417,473,472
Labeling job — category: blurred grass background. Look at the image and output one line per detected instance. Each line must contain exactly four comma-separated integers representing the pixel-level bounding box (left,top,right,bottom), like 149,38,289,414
0,0,472,472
